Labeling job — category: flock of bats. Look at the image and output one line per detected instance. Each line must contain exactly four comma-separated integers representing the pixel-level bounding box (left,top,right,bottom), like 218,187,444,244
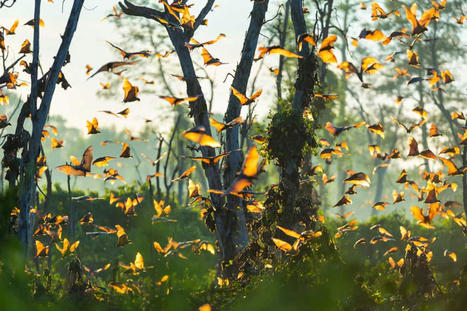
0,0,466,291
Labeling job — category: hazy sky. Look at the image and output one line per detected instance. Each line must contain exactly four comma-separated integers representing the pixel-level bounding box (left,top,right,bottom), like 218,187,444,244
2,0,280,135
3,0,466,136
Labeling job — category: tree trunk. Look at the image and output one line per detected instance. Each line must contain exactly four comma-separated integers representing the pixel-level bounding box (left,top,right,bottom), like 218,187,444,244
17,0,85,250
279,0,319,224
463,120,467,217
276,0,290,101
221,1,269,262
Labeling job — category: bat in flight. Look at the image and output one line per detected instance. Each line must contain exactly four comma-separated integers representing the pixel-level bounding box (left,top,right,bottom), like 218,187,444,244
228,146,260,194
358,28,387,42
231,87,263,106
102,6,123,20
318,35,338,64
411,205,437,229
86,117,101,134
87,61,136,79
183,126,221,148
371,2,400,21
100,108,130,118
338,56,384,83
185,34,226,50
0,114,10,129
210,116,242,133
392,117,426,133
56,146,93,176
159,95,199,106
403,4,436,35
122,79,140,102
184,152,230,166
324,121,365,137
24,19,45,28
106,41,151,59
92,156,116,168
124,128,148,142
2,20,18,35
201,48,225,66
257,46,302,60
172,166,196,182
297,33,316,52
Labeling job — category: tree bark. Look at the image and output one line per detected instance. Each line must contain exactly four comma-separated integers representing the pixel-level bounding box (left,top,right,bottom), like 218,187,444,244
119,0,269,266
280,0,318,224
276,1,290,101
222,0,269,260
463,120,467,217
17,0,85,249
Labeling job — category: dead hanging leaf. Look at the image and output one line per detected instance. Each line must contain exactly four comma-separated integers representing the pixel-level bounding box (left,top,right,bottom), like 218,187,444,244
20,40,32,53
407,49,419,66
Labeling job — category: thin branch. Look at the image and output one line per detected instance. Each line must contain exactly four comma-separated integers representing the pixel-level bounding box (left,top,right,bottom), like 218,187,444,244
192,0,216,35
30,0,41,119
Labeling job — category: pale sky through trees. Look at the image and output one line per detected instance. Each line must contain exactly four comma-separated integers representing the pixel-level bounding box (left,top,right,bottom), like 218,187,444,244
4,0,467,135
3,0,274,134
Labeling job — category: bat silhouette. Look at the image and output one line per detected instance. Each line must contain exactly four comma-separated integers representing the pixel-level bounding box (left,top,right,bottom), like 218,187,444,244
56,146,93,176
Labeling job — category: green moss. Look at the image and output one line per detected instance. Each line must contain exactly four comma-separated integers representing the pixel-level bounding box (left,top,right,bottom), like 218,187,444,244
265,103,317,167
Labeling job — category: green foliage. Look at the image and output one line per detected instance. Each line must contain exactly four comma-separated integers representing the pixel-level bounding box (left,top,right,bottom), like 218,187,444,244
266,103,317,167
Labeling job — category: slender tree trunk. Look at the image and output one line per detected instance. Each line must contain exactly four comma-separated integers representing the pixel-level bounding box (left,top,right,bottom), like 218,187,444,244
276,0,290,102
67,175,76,238
17,0,85,249
221,1,269,263
430,23,458,144
279,0,319,225
463,120,467,217
336,0,350,198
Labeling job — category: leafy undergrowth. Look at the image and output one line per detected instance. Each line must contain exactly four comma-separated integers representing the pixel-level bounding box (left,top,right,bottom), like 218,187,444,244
0,187,466,311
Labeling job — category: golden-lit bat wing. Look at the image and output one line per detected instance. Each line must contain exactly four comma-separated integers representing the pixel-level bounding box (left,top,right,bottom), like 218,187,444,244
209,118,226,133
268,47,302,58
56,165,86,176
242,146,259,177
183,126,221,148
231,87,248,105
408,136,419,156
410,206,425,222
439,157,459,175
318,35,338,63
80,145,93,172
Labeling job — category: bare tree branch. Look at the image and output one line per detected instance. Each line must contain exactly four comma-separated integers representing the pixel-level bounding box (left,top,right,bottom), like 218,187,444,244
191,0,216,35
